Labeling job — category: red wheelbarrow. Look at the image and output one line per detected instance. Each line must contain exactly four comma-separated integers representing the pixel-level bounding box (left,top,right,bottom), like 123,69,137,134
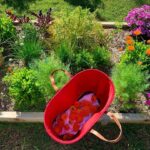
44,69,122,144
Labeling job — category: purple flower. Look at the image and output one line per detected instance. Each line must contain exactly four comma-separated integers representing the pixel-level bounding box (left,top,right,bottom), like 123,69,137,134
145,100,150,106
125,5,150,37
147,92,150,98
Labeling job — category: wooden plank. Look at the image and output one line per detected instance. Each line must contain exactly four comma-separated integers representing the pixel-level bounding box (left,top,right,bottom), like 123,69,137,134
0,112,43,123
100,22,128,29
0,112,150,123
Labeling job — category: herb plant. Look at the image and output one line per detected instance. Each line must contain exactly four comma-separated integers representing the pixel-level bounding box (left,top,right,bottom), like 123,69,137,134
112,63,149,111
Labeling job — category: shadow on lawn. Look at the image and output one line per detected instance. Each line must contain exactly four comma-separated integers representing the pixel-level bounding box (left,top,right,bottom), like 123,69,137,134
1,0,37,12
64,0,104,12
134,0,150,5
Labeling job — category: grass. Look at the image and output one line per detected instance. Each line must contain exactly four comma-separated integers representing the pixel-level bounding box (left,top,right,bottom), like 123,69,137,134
0,0,150,21
0,123,150,150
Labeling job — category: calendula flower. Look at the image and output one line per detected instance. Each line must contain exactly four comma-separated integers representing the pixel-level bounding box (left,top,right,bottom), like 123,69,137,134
128,45,135,51
137,61,142,65
73,123,80,132
54,125,62,135
61,113,67,121
147,40,150,44
91,95,97,102
126,39,134,45
133,29,141,36
125,35,132,40
146,49,150,56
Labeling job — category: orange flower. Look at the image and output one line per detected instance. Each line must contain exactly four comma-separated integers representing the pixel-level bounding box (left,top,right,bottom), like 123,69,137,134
137,61,142,65
61,113,67,121
128,45,135,51
76,115,83,123
54,125,62,135
118,47,123,51
147,40,150,44
64,124,70,130
63,134,74,140
73,123,80,132
91,95,97,102
125,35,132,40
126,39,134,45
133,29,141,36
74,101,80,108
146,49,150,56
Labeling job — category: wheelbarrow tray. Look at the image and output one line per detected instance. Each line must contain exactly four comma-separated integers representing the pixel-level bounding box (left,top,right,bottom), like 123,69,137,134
44,69,115,144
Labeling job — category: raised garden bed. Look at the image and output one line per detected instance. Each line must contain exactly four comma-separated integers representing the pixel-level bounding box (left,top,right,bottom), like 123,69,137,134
0,5,150,144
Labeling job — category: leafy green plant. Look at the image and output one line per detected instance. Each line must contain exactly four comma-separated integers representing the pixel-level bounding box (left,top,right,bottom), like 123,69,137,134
55,42,73,65
69,47,111,74
112,63,149,111
0,15,16,48
49,7,106,51
14,24,43,66
0,47,4,67
30,54,70,100
3,68,45,111
92,47,111,72
70,50,95,74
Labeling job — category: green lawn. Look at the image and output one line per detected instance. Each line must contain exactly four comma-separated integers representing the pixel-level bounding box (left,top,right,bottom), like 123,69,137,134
0,123,150,150
0,0,150,21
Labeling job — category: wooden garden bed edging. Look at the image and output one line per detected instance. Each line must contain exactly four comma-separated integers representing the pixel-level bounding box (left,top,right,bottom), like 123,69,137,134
0,112,150,124
100,22,128,29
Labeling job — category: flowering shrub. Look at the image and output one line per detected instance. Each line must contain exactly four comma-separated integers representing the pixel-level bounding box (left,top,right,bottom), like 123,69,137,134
121,35,150,73
125,5,150,38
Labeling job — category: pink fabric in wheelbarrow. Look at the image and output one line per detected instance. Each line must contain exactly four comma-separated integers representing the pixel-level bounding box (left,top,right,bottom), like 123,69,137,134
52,93,100,140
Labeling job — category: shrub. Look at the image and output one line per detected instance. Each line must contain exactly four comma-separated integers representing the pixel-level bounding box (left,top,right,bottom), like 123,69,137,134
0,15,16,43
14,24,43,66
68,47,111,74
125,5,150,38
49,7,106,51
3,68,45,111
30,54,70,100
112,63,149,111
0,15,16,52
92,47,111,72
55,42,73,65
121,36,150,73
70,50,95,74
